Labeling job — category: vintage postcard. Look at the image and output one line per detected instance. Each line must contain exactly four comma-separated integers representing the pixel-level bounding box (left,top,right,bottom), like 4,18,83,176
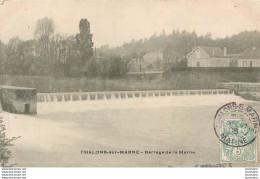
0,0,260,167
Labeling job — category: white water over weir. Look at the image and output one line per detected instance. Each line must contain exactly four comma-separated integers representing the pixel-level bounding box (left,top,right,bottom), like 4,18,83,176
37,89,233,102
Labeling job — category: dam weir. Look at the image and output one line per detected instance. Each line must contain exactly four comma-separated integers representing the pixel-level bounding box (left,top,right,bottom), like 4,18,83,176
37,89,233,103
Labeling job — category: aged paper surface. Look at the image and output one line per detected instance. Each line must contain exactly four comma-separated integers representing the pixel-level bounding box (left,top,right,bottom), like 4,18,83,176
0,0,260,167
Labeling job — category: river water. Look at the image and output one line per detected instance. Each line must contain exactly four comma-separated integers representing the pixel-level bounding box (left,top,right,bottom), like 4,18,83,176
3,94,260,167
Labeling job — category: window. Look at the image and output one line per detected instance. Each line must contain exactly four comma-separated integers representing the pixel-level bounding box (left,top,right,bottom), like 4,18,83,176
197,62,200,67
250,61,253,67
243,61,247,67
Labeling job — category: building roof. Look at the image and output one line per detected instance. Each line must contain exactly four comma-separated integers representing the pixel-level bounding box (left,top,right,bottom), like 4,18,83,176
238,47,260,59
131,52,147,58
187,46,227,58
143,52,163,62
199,46,225,57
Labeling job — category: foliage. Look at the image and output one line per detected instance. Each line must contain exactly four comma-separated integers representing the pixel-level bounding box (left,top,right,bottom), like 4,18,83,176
98,30,260,65
0,68,259,93
98,54,129,78
76,18,94,67
0,40,7,73
34,18,55,75
34,17,55,39
6,38,35,75
0,17,95,77
0,115,20,167
83,57,98,78
1,16,260,78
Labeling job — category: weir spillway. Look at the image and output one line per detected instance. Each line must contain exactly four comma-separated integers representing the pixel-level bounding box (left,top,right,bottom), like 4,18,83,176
37,89,233,103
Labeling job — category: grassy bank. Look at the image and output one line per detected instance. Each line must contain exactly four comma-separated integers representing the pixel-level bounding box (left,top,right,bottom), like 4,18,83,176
0,70,260,93
0,75,168,92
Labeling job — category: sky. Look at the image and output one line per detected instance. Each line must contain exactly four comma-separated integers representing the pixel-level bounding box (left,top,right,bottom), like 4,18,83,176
0,0,260,47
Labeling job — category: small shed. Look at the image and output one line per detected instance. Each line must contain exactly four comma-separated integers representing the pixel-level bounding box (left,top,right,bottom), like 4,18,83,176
0,85,37,114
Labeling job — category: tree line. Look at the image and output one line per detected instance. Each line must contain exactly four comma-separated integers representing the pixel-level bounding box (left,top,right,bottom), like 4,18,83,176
0,17,128,78
98,29,260,66
1,17,260,78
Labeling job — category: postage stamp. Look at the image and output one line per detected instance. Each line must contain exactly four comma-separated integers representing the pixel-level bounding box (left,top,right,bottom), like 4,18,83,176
214,102,260,163
220,119,257,163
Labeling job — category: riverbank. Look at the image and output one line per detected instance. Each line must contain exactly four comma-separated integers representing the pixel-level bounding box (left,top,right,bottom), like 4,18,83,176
1,70,260,93
236,91,260,101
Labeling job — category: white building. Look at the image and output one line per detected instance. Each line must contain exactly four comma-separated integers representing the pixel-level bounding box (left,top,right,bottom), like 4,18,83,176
237,47,260,67
187,46,230,67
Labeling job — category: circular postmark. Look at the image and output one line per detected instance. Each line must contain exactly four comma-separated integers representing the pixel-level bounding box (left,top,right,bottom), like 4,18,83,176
214,102,260,147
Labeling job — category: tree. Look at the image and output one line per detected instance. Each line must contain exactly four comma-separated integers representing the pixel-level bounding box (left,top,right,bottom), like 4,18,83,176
65,35,81,77
0,116,20,167
5,37,22,74
76,19,94,67
5,38,36,75
83,57,98,78
34,17,55,75
0,40,7,74
99,55,128,78
34,17,55,40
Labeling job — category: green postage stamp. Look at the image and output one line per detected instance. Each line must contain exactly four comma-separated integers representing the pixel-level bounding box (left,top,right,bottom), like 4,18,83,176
214,102,259,163
220,119,257,163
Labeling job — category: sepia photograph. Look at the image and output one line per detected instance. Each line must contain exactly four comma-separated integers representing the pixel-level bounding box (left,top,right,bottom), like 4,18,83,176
0,0,260,168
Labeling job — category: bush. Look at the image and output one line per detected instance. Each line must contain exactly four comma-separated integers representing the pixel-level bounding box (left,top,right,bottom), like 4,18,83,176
98,55,128,78
0,115,20,167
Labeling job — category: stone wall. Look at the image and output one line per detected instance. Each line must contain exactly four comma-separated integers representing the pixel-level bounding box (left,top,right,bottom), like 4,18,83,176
0,86,37,114
216,82,260,92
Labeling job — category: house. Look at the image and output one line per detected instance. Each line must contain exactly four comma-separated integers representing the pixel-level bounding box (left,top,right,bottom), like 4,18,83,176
187,46,230,67
128,52,146,73
143,52,163,63
163,51,182,63
143,52,163,71
0,85,37,114
227,54,241,67
237,47,260,67
128,52,164,73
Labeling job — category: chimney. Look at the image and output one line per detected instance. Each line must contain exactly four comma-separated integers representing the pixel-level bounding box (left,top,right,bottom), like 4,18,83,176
212,48,215,57
223,47,227,57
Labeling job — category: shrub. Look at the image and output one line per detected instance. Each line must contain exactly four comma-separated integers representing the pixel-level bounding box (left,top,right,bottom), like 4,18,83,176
0,115,20,167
